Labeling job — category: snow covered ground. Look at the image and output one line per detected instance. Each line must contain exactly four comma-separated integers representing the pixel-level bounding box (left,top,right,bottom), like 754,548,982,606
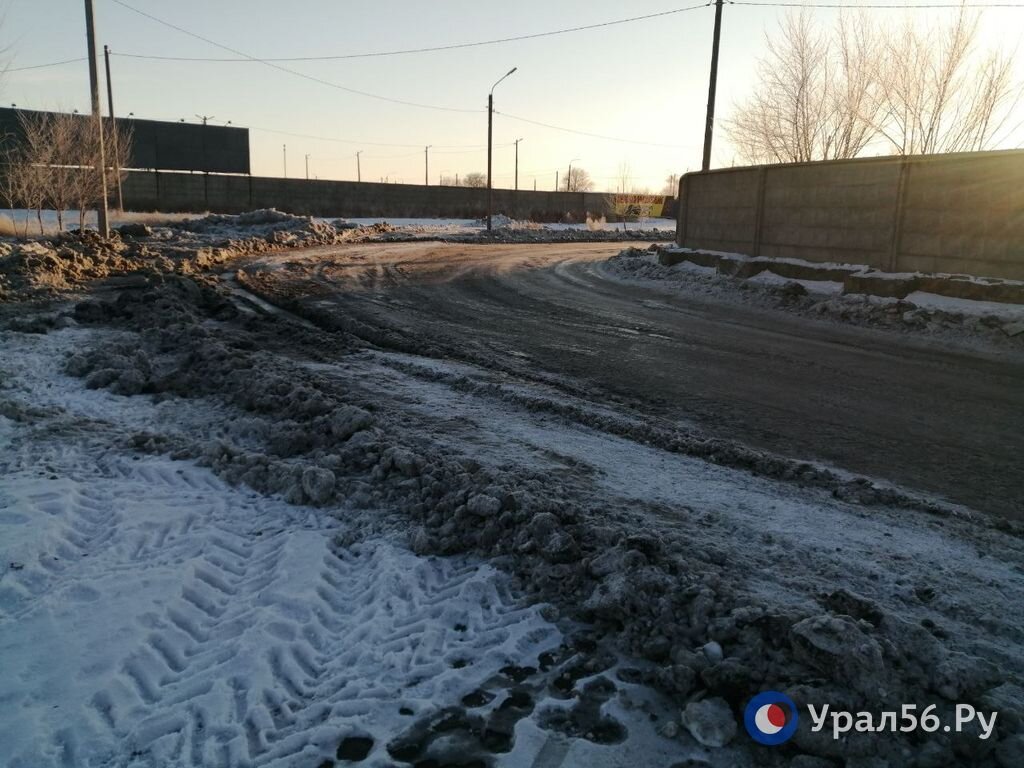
602,249,1024,349
3,223,1023,766
1,209,676,237
0,324,698,768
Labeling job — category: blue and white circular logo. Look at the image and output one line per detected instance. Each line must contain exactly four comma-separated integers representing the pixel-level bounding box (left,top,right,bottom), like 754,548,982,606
744,691,799,746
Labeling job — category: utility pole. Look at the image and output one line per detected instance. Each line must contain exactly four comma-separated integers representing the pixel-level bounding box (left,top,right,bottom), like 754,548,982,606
283,144,287,178
356,151,362,182
305,153,310,180
487,67,517,231
424,145,430,186
555,170,559,191
533,179,536,192
702,0,724,172
514,138,522,191
103,45,123,211
84,0,108,236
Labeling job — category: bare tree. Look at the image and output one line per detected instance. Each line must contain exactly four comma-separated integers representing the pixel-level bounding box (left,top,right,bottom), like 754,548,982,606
463,172,487,188
727,7,1018,163
7,111,134,233
0,137,33,236
562,167,593,192
726,9,882,164
15,111,55,234
662,173,680,197
616,161,632,194
874,7,1018,154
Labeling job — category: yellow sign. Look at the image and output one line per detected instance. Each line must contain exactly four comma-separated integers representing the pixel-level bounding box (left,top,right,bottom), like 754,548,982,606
612,194,666,218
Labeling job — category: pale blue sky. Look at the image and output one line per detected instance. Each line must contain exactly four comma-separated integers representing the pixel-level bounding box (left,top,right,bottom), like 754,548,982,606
5,0,1023,191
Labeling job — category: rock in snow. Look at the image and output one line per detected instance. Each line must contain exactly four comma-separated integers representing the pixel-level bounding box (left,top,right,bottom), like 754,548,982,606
681,697,737,747
301,466,336,504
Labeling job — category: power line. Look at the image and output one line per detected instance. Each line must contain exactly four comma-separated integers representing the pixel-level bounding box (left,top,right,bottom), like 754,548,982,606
242,123,497,150
8,57,87,72
108,0,480,114
111,3,713,63
730,1,1024,7
494,111,698,149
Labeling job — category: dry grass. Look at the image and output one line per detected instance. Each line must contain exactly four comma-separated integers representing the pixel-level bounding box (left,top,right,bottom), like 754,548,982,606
0,209,206,237
0,215,23,237
112,210,206,227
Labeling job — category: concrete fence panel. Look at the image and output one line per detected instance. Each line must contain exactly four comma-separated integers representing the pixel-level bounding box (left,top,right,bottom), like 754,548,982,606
677,149,1024,280
119,171,629,223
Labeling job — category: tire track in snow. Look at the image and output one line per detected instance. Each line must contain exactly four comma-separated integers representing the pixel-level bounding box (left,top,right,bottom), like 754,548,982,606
2,443,561,768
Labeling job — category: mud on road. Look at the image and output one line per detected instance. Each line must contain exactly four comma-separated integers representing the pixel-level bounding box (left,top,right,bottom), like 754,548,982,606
4,228,1024,767
238,241,1024,521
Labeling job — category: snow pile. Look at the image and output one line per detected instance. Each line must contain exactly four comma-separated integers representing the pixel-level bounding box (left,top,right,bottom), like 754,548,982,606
40,274,1023,766
174,207,342,247
0,293,708,768
606,248,1024,345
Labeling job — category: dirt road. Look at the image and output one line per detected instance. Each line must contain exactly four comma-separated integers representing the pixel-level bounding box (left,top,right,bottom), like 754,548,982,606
242,241,1024,519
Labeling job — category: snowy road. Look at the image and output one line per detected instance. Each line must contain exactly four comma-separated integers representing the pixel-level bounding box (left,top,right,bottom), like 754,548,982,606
4,231,1024,767
0,327,687,768
243,242,1024,519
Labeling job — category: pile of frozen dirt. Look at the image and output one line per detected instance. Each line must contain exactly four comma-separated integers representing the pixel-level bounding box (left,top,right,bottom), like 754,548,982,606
605,247,1024,349
20,271,1018,766
0,209,374,302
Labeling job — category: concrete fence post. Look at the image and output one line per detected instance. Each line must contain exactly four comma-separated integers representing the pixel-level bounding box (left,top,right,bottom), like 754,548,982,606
752,166,768,257
676,174,690,247
888,158,911,273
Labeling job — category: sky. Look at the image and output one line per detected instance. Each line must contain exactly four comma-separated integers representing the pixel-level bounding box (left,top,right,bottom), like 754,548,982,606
5,0,1024,193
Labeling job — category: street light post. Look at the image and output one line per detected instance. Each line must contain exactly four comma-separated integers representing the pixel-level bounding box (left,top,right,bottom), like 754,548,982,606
283,144,287,178
356,151,362,182
514,138,522,192
566,157,580,192
425,145,431,186
487,67,517,231
305,154,310,180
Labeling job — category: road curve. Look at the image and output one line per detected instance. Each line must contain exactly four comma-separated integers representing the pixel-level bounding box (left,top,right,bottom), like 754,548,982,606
247,242,1024,519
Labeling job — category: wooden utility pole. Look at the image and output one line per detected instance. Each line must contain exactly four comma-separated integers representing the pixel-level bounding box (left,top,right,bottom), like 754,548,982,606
102,45,123,211
702,0,724,172
84,0,109,236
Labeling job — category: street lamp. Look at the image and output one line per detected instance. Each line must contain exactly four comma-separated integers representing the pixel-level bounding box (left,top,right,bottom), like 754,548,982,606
355,151,362,182
283,144,287,178
487,66,517,231
514,138,523,192
305,153,310,180
567,157,580,192
424,145,431,186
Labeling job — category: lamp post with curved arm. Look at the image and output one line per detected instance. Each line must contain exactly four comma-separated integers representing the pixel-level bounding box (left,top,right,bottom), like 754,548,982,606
487,67,517,231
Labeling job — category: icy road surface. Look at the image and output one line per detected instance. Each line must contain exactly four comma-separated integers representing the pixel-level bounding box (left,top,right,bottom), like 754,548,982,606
240,241,1024,520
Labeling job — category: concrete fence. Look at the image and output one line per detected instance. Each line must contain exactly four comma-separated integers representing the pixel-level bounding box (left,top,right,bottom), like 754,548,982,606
676,150,1024,280
120,170,647,223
